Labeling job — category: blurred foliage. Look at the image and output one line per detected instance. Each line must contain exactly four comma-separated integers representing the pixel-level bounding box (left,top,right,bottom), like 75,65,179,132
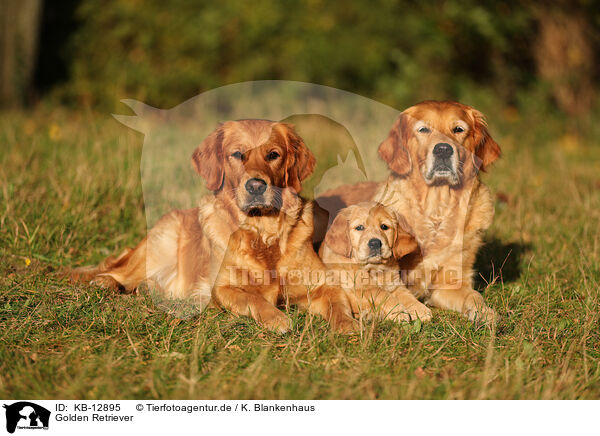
51,0,599,116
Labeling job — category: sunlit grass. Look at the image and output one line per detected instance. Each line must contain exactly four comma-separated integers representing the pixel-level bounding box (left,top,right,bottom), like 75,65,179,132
0,107,599,399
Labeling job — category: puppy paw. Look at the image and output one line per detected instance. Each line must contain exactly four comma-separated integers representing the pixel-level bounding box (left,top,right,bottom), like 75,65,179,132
385,310,411,323
260,309,292,334
331,313,360,334
334,318,360,334
406,303,433,322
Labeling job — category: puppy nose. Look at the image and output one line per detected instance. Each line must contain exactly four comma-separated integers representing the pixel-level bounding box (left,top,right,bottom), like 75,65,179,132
245,178,267,195
433,143,453,158
368,238,382,251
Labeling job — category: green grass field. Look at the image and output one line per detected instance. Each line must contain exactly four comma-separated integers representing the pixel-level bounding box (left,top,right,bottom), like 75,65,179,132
1,107,599,399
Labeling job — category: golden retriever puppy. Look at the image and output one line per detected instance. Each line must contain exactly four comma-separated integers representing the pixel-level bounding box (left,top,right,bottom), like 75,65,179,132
319,202,432,322
71,120,356,333
317,101,501,322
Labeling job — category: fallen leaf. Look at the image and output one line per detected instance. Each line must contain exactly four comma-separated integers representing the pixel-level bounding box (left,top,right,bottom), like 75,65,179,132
49,124,62,141
414,367,426,379
496,192,511,204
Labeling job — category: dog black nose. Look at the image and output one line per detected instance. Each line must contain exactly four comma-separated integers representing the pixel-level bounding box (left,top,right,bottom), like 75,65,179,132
245,178,267,195
368,238,382,251
433,143,453,158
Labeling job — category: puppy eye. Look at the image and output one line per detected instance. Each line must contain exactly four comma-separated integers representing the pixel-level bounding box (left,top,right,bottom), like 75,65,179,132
380,224,389,230
266,151,280,161
453,126,465,133
417,126,431,134
231,151,243,160
354,225,365,231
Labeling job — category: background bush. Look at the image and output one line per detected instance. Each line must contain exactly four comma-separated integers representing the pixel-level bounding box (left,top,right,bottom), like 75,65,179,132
43,0,597,118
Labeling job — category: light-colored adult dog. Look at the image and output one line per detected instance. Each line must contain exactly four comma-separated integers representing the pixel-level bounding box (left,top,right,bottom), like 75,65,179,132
317,101,501,322
71,120,357,333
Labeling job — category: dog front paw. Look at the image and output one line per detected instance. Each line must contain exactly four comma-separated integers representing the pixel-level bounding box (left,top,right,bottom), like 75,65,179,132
465,304,497,324
259,308,292,334
405,303,433,322
386,310,411,323
463,295,497,324
330,312,359,334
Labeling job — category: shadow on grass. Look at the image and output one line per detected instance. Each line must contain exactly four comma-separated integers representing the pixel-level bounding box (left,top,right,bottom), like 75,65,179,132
474,237,532,289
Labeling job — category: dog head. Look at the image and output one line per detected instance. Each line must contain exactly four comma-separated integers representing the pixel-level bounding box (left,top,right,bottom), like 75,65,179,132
378,101,501,187
324,202,418,264
192,120,316,215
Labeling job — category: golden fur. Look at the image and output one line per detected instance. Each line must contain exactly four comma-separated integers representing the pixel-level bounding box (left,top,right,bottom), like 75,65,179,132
317,101,501,322
319,202,432,322
71,120,357,333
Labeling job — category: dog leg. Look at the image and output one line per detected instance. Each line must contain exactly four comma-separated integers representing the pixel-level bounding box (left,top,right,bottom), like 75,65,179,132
350,287,410,323
212,285,291,333
427,287,496,323
387,287,432,322
350,286,432,323
291,284,358,334
70,244,146,292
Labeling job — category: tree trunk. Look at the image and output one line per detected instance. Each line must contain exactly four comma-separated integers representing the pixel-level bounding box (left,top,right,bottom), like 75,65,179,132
0,0,42,107
533,5,594,116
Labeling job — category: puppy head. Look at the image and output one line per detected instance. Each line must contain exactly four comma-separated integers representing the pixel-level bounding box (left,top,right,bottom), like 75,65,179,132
324,202,418,263
192,120,315,215
378,101,501,186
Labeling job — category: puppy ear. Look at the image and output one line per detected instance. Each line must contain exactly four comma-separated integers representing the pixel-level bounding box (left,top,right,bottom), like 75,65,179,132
191,124,225,191
277,123,316,193
324,209,352,258
378,113,412,176
392,213,418,259
469,109,501,171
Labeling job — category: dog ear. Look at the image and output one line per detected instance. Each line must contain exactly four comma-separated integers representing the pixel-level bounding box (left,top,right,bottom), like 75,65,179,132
324,208,352,258
191,123,225,191
378,113,412,176
392,213,418,259
469,109,501,171
277,123,316,193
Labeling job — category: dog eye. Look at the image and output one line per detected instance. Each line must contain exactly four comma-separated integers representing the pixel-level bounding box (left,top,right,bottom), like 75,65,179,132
453,126,465,133
231,151,243,160
417,126,431,134
266,151,280,161
354,225,365,231
380,224,389,230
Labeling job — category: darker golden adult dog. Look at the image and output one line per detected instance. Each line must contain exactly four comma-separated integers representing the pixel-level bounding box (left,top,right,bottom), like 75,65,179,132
317,101,501,322
71,120,356,333
319,202,432,322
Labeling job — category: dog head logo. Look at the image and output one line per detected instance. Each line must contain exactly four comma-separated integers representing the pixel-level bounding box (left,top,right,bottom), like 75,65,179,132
314,151,367,199
3,402,50,434
110,81,399,317
112,81,393,227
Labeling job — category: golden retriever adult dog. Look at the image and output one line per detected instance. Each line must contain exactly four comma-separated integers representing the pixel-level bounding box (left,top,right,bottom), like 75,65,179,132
318,101,501,322
319,201,432,322
71,120,356,333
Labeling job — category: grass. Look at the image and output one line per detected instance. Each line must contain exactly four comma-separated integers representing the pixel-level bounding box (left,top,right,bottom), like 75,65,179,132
1,105,599,400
